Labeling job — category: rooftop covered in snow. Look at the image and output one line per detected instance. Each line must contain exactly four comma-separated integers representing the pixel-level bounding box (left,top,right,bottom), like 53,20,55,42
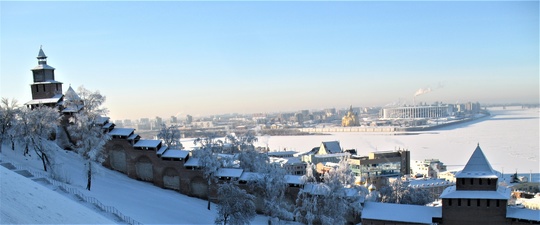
362,202,441,224
108,128,135,137
506,207,540,222
184,157,200,168
215,168,243,178
25,94,63,105
440,185,511,199
161,149,189,159
134,140,161,148
456,145,498,179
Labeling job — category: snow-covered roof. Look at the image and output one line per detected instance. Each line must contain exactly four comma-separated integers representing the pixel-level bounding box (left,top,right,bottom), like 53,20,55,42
102,123,113,129
184,157,200,167
440,185,511,200
285,175,304,185
270,157,303,165
161,149,189,159
156,146,168,155
127,133,139,140
32,64,55,70
314,152,350,158
64,86,81,101
109,128,134,137
239,172,263,182
96,117,110,125
302,183,330,195
408,178,454,188
456,145,498,178
267,151,298,157
362,202,441,224
506,207,540,222
61,104,83,113
134,140,161,148
25,94,63,105
321,141,342,154
215,168,243,178
32,81,62,84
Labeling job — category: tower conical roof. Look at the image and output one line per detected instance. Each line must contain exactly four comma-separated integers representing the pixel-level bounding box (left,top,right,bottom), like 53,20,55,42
37,46,47,59
456,144,498,178
64,86,81,102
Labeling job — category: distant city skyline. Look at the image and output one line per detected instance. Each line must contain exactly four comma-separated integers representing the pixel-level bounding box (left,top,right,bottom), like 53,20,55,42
1,1,538,120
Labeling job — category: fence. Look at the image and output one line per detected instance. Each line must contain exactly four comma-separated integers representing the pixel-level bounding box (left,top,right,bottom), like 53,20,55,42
1,158,142,225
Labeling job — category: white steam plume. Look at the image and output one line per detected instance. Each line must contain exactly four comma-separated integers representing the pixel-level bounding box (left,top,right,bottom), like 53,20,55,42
414,88,432,97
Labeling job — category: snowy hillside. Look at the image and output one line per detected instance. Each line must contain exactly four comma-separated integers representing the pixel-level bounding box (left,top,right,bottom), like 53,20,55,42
0,165,114,224
0,144,283,224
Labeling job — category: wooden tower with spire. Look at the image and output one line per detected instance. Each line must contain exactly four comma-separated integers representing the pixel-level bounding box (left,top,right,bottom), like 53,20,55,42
26,46,64,108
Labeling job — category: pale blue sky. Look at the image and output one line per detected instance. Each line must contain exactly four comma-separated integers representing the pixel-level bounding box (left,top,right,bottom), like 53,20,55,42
1,1,538,120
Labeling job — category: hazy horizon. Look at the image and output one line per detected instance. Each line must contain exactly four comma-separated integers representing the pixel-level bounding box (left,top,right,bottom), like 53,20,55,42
1,1,538,120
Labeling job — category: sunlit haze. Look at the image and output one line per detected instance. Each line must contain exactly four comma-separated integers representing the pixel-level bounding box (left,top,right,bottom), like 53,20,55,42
1,1,538,120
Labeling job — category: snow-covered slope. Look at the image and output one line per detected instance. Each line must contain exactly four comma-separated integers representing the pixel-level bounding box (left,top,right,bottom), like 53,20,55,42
0,165,115,224
0,144,282,224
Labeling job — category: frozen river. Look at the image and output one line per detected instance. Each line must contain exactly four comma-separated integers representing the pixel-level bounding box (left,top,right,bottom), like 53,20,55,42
255,106,539,174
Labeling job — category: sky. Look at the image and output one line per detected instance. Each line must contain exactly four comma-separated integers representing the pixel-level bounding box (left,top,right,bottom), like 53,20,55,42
1,1,538,120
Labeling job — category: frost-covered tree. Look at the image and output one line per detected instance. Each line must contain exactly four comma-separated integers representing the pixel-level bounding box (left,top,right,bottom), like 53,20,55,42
67,86,110,191
296,157,365,225
14,106,60,171
0,98,19,152
236,148,268,173
193,133,223,210
380,178,434,205
68,114,110,190
248,165,294,223
157,124,182,149
225,131,258,153
215,182,256,225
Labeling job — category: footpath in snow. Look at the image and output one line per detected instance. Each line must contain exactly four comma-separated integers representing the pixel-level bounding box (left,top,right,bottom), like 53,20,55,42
0,164,115,224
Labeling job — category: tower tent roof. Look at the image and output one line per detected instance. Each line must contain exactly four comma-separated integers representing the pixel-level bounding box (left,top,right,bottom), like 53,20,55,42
456,145,498,178
37,47,47,59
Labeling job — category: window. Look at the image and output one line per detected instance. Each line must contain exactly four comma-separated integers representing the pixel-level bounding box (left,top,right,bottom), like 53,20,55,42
477,199,480,207
448,199,452,206
458,199,461,206
479,179,482,185
488,179,491,185
470,178,473,185
487,199,490,207
497,200,500,207
461,179,465,185
467,199,471,206
43,84,46,91
35,85,39,92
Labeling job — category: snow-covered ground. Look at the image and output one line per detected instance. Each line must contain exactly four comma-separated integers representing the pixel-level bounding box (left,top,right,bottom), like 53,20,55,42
0,165,115,224
252,107,539,175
